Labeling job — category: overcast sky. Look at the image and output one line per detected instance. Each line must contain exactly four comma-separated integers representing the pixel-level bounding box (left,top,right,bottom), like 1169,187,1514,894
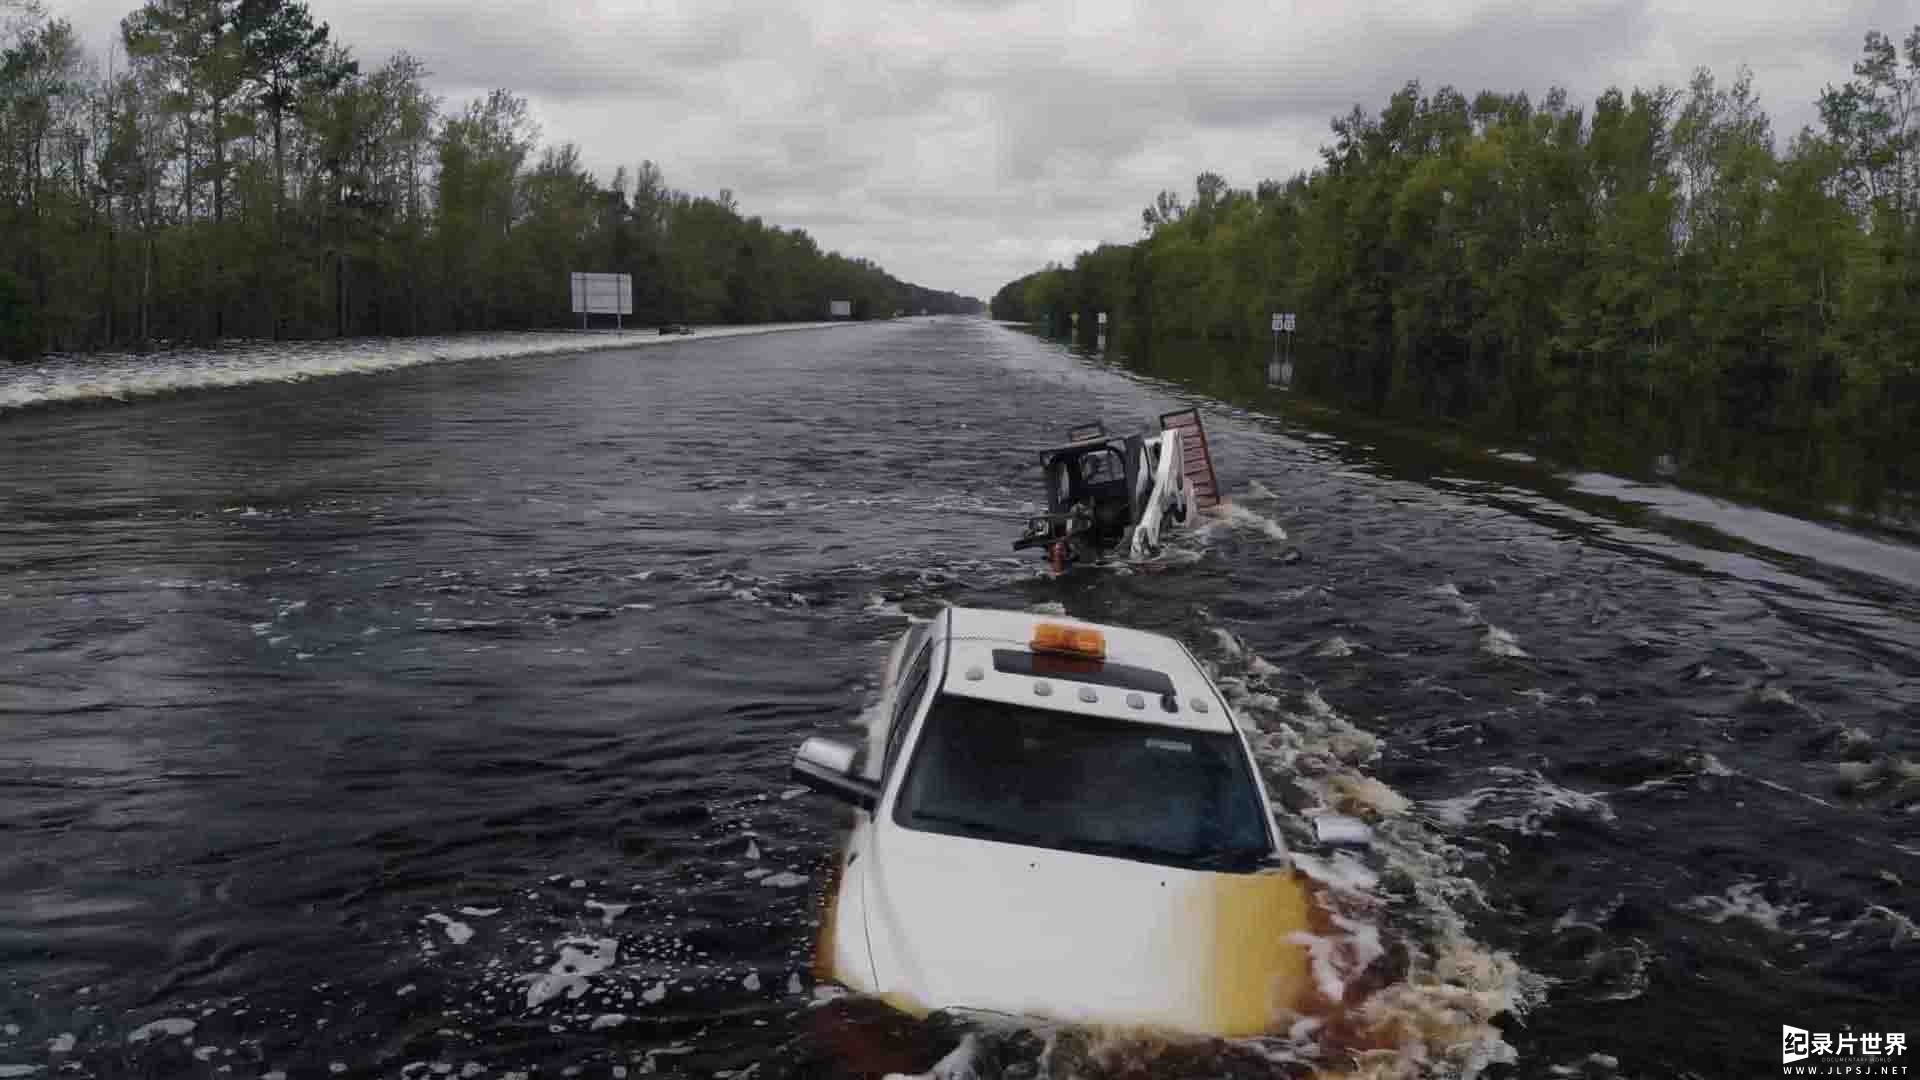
56,0,1917,301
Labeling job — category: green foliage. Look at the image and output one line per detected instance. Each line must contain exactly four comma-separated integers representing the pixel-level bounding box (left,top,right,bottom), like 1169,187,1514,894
996,31,1920,516
0,1,979,358
0,267,35,358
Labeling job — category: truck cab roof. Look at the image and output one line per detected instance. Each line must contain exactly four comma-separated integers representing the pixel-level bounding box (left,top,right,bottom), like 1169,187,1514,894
937,607,1235,734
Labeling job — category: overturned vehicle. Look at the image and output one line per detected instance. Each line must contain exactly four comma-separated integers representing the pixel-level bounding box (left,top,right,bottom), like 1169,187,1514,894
1014,408,1221,571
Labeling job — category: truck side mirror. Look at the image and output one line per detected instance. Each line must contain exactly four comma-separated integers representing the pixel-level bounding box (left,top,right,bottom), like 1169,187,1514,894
790,737,880,811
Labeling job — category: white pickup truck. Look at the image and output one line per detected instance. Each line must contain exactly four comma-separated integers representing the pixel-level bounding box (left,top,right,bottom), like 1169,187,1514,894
790,606,1326,1036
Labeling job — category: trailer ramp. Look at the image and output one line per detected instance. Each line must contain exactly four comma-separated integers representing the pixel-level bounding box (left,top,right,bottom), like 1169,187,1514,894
1158,408,1221,512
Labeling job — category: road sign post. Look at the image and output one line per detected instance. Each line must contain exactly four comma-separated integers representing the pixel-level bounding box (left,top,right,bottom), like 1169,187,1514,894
1271,312,1299,381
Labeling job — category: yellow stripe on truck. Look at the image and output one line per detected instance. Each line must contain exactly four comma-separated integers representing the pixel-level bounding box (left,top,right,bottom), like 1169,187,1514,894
1203,869,1317,1036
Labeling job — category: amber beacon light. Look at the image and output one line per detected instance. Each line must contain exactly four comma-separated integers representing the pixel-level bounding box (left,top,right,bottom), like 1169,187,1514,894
1029,623,1107,660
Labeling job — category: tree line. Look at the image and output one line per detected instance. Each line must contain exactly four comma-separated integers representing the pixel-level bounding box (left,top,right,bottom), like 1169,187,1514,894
993,31,1919,516
0,0,981,360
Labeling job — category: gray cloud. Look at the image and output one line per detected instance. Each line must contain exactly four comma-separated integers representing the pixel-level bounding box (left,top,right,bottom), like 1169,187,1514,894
55,0,1914,299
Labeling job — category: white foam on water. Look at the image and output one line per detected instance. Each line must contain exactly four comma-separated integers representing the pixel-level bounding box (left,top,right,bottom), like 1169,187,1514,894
1247,653,1285,677
1133,535,1211,569
742,972,761,991
523,937,619,1009
1551,895,1627,938
863,594,909,619
1431,581,1491,633
1329,773,1411,817
640,982,668,1004
1237,689,1283,715
759,871,808,889
1211,628,1245,658
127,1018,196,1043
1291,850,1381,895
1631,750,1741,794
1427,767,1613,835
0,323,850,413
1480,626,1528,658
425,913,475,945
1199,622,1542,1076
1832,756,1920,789
1246,479,1281,501
1315,636,1357,658
457,906,501,918
1752,775,1836,808
1289,910,1386,1004
585,901,629,927
1221,503,1291,543
588,1014,626,1031
1843,904,1920,945
1300,687,1341,724
1684,882,1803,932
0,1067,42,1078
1546,1052,1624,1077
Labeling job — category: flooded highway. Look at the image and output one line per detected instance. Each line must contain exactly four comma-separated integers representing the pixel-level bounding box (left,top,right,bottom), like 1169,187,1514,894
1,318,1914,1078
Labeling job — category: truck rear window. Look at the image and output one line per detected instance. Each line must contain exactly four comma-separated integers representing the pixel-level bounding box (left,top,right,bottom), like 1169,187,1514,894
892,694,1272,871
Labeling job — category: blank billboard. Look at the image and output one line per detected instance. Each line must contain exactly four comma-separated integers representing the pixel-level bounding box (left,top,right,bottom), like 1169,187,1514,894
571,272,634,315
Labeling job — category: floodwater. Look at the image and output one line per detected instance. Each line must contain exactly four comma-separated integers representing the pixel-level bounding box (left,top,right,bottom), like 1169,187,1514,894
1,319,1913,1078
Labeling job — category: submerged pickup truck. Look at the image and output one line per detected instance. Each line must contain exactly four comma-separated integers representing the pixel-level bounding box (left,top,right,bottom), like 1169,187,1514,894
789,606,1326,1036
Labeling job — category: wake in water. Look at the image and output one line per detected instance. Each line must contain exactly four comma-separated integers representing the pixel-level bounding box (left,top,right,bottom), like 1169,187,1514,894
1206,483,1293,545
1204,626,1545,1079
0,323,844,413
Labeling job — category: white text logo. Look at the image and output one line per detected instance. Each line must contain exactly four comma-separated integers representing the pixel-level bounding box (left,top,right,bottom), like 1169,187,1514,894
1784,1024,1908,1066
